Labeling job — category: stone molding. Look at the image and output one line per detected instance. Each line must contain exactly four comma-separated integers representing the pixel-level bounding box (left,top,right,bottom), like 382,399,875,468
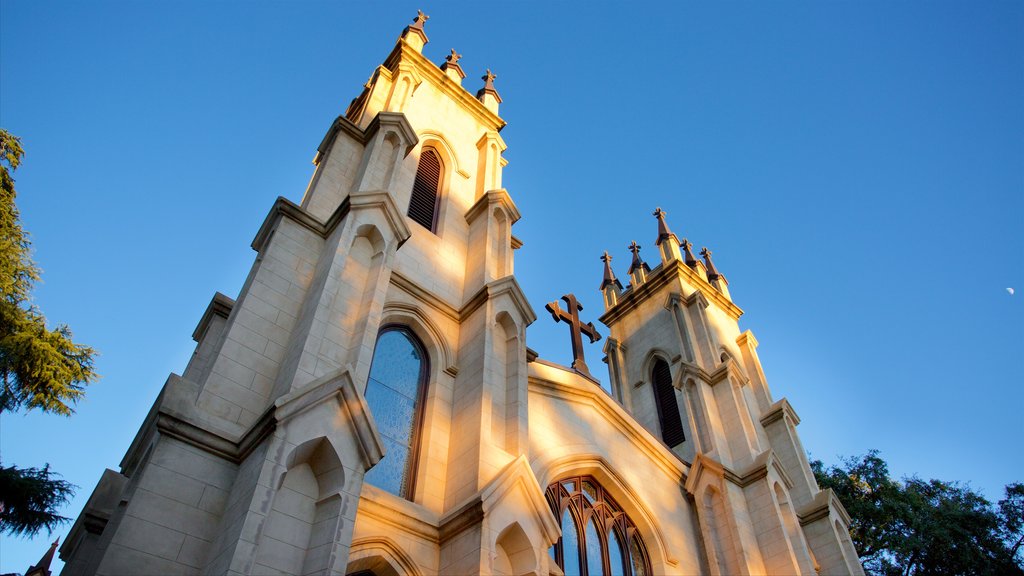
347,536,424,576
464,188,521,224
274,367,385,469
381,300,459,376
685,449,795,494
313,114,366,166
365,111,419,157
797,487,853,527
460,276,537,326
600,260,744,327
528,365,691,480
251,195,350,253
760,397,802,428
478,455,561,546
390,271,461,322
348,189,413,250
382,40,506,132
191,291,234,342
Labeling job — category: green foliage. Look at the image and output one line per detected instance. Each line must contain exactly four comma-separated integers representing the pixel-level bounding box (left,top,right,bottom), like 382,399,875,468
812,451,1023,575
0,129,97,537
0,129,97,416
0,465,74,537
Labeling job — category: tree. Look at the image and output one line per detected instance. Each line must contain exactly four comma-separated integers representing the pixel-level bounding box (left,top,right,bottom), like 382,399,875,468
0,129,97,537
812,451,1023,576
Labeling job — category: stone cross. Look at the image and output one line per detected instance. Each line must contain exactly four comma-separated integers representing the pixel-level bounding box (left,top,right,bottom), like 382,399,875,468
545,293,602,378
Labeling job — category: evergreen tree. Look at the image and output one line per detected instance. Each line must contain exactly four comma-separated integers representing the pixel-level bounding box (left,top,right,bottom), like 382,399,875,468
0,129,97,537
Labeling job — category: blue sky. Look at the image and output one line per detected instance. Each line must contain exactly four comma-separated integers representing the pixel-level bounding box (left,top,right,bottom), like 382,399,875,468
2,1,1022,571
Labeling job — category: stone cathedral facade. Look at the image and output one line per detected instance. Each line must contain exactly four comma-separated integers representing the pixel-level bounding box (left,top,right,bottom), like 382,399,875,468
59,15,864,576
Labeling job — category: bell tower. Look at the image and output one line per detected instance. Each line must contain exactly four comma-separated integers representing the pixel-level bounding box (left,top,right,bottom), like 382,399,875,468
598,208,864,575
60,13,542,576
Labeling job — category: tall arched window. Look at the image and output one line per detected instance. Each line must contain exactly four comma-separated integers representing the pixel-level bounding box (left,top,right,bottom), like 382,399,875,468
408,148,442,232
651,359,685,447
363,326,429,498
546,476,651,576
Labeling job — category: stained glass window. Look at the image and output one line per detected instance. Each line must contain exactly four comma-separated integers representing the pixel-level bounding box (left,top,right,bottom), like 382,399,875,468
363,327,428,498
546,476,651,576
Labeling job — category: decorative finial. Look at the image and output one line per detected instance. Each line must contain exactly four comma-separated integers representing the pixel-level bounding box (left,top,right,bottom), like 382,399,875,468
410,9,430,31
600,251,623,290
476,69,503,103
681,238,699,268
440,48,466,80
401,10,430,47
627,241,650,275
700,247,724,281
653,206,678,246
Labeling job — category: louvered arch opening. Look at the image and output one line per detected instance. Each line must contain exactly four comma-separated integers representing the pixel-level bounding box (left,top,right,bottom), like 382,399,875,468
408,148,442,232
652,359,685,447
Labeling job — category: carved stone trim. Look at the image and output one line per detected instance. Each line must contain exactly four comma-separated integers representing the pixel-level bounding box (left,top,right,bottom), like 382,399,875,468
251,196,351,253
760,397,801,428
192,292,234,342
464,188,521,224
600,259,743,326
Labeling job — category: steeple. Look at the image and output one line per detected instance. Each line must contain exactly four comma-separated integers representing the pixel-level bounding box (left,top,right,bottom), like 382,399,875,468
701,247,732,300
680,238,699,269
653,207,683,264
401,10,430,52
627,241,651,286
440,48,466,84
600,251,623,309
476,69,502,114
25,537,59,576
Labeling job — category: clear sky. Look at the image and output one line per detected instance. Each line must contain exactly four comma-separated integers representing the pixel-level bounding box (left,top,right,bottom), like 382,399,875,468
2,1,1022,571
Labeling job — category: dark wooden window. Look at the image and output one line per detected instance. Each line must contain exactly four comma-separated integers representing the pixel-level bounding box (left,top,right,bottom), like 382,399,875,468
652,359,685,447
546,476,651,576
408,148,441,231
362,326,429,499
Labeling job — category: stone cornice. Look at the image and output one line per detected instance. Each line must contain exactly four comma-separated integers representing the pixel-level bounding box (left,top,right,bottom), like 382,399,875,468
314,114,367,166
797,488,853,527
600,259,743,327
460,276,537,326
251,196,350,253
389,271,461,322
192,291,234,342
760,397,802,428
275,367,385,470
465,188,521,225
708,358,750,388
736,329,759,350
364,111,419,156
358,484,441,542
383,40,506,132
348,190,413,250
685,450,794,494
527,363,691,481
479,455,562,545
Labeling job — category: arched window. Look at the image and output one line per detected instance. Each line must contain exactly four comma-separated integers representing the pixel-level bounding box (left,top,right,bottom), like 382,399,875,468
651,359,685,447
408,148,442,232
363,326,429,498
545,476,651,576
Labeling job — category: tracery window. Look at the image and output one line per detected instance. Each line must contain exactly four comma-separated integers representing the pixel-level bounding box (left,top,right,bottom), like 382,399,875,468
546,476,651,576
408,148,442,231
362,326,429,499
652,359,685,447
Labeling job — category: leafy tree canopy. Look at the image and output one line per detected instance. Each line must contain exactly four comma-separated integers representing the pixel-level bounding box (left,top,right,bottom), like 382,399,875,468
0,129,97,537
812,450,1023,576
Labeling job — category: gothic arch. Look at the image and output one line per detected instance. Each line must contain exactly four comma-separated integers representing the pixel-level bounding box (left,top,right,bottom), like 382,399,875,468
640,348,676,386
493,521,539,576
416,131,463,177
346,536,423,576
380,301,456,377
534,451,675,571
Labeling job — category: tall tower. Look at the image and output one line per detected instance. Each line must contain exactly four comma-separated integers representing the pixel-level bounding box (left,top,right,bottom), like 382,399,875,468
599,209,864,575
60,14,536,575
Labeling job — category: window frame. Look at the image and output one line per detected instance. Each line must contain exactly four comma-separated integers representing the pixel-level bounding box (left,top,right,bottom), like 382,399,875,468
364,324,431,500
545,475,651,576
651,358,685,448
407,147,444,233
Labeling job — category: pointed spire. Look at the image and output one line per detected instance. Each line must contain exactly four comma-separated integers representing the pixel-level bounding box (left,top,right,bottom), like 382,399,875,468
681,238,699,268
440,48,466,82
476,69,503,102
627,241,649,274
401,10,430,51
700,247,724,282
600,251,623,290
25,537,59,576
653,207,679,246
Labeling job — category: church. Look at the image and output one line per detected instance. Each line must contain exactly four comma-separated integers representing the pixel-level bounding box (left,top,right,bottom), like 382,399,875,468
58,13,864,576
